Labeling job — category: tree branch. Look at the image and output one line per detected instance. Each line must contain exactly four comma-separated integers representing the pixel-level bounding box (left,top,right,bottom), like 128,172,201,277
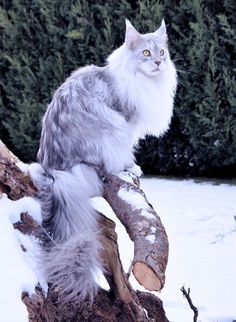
0,140,170,321
103,172,169,291
180,286,198,322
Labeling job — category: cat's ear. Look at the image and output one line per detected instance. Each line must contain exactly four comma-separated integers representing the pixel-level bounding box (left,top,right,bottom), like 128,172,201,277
154,19,168,43
125,19,141,49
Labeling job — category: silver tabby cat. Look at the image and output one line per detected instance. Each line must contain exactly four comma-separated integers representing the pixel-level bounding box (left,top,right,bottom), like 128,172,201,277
34,19,177,302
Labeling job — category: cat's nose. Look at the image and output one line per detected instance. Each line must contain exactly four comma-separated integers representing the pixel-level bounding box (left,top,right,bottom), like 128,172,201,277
155,61,161,66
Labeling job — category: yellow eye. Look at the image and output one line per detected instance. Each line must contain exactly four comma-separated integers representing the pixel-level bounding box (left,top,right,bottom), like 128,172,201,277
143,49,151,57
160,49,165,56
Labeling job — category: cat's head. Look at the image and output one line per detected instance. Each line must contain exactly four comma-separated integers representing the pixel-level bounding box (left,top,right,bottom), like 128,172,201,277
123,19,170,77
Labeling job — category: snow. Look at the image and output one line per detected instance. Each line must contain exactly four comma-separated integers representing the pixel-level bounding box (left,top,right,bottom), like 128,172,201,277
126,164,143,177
117,172,136,183
0,193,42,224
118,186,148,210
93,177,236,322
118,187,156,220
16,161,30,174
139,178,236,322
1,177,236,322
91,196,135,273
140,208,156,219
150,227,157,233
92,267,110,291
145,234,156,244
0,194,44,322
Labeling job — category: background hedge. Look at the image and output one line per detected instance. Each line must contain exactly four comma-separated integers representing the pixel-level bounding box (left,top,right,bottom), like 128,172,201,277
0,0,235,177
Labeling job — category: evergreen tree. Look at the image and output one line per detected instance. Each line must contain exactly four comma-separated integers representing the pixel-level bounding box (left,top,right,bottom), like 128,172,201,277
136,0,236,177
0,0,235,176
0,0,132,161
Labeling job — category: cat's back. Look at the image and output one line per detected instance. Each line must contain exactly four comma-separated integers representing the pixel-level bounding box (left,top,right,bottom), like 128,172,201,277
54,65,112,105
41,64,116,133
38,64,123,169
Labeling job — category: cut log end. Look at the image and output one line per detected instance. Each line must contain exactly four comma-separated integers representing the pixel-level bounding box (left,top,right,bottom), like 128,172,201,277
133,261,162,291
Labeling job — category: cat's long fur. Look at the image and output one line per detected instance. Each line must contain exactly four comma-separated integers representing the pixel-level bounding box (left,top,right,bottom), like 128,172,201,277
34,19,177,301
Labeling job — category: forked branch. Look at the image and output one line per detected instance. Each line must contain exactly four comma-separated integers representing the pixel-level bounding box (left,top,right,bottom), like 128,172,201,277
180,286,198,322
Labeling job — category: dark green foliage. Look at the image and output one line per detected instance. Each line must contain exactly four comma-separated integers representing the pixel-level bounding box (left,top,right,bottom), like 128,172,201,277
136,0,236,177
0,0,133,161
0,0,235,176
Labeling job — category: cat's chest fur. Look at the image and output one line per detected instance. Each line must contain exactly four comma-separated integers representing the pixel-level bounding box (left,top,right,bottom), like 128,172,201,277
111,68,176,140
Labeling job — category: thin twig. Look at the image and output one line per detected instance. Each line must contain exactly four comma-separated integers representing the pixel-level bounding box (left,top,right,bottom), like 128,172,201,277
180,286,198,322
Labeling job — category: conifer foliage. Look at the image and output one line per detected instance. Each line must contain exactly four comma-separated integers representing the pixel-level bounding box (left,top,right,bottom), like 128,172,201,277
0,0,235,176
136,0,236,177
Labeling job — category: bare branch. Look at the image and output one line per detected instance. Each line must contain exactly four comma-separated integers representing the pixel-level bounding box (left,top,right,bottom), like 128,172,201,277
103,173,169,292
180,286,198,322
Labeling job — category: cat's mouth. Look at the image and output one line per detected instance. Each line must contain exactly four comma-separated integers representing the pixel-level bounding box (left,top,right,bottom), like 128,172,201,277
152,67,160,73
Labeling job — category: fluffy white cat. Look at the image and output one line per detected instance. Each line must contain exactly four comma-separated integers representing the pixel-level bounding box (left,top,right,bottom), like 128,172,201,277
33,19,177,302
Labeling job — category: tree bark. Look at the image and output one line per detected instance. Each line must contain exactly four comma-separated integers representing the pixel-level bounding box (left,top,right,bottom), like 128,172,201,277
103,172,169,291
0,140,169,322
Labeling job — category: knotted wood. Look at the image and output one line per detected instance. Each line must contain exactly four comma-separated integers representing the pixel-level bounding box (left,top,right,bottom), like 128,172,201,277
0,140,169,322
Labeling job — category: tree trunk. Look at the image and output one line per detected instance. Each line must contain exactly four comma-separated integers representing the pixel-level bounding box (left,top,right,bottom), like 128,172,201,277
0,140,169,322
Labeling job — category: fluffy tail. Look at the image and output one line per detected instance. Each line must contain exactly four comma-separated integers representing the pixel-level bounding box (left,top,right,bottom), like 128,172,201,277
29,163,103,302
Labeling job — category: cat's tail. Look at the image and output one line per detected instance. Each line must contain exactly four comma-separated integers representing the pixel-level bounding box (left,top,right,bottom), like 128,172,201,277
29,163,104,302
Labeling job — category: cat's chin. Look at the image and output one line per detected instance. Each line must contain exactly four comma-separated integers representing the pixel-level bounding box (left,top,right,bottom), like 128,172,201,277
151,68,160,74
137,66,164,78
142,69,161,78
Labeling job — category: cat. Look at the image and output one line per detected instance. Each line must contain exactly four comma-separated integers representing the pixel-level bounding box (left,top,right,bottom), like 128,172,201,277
33,19,177,302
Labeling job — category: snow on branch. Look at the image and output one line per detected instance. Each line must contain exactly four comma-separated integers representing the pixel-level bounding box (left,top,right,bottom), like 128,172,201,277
0,140,170,322
103,172,169,292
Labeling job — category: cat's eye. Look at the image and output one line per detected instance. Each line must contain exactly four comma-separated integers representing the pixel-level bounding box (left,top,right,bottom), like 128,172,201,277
143,49,151,57
160,49,165,56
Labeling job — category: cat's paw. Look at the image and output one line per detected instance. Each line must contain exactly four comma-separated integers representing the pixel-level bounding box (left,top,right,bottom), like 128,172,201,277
126,164,143,177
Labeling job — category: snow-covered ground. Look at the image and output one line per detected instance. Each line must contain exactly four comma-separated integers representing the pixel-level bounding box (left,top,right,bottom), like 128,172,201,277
140,178,236,322
1,176,236,322
93,177,236,322
0,195,44,322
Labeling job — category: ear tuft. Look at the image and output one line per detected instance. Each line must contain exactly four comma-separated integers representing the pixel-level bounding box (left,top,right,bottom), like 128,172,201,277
160,19,167,33
154,19,168,42
125,19,132,29
125,19,141,49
